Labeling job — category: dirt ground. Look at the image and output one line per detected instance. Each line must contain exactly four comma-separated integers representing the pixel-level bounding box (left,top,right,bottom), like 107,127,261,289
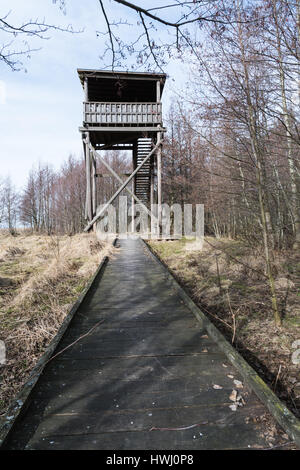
150,237,300,424
0,230,113,416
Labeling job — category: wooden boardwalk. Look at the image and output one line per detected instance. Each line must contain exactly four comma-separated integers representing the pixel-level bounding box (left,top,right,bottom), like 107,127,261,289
3,239,281,450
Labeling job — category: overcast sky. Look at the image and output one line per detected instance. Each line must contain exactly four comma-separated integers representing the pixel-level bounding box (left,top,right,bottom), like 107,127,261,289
0,1,187,189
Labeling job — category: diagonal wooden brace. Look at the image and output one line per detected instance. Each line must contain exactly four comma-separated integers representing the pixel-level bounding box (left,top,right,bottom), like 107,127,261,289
83,139,163,232
87,142,159,225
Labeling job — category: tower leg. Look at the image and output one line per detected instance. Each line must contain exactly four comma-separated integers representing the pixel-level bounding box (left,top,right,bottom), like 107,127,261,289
150,155,156,238
132,141,137,233
157,131,162,235
84,133,92,222
150,155,154,208
92,153,97,219
131,192,135,233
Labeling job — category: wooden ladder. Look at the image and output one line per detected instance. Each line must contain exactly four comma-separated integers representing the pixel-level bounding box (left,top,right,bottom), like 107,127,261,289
134,138,152,208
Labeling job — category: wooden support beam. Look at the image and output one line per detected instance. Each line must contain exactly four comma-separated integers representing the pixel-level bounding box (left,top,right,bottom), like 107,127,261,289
156,80,161,103
132,142,137,233
150,157,154,207
83,134,92,222
85,141,160,229
80,126,166,133
84,77,88,102
131,178,135,233
91,152,97,219
84,139,163,232
95,145,133,150
96,173,132,178
157,131,162,232
82,138,88,220
92,136,136,152
78,71,166,81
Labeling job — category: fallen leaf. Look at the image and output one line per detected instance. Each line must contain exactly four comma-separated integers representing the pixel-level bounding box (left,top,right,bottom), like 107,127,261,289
234,380,243,389
229,390,238,402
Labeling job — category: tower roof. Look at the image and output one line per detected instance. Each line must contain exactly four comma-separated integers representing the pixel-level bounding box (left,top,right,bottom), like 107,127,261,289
78,68,166,87
77,69,167,102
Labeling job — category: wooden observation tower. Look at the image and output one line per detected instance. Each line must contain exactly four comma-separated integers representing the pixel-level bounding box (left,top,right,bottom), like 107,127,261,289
78,69,167,235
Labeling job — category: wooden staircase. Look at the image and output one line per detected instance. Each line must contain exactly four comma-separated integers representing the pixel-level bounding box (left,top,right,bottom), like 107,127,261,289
134,138,152,208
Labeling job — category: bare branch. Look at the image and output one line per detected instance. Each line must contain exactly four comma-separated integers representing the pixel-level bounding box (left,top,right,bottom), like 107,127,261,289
0,7,82,71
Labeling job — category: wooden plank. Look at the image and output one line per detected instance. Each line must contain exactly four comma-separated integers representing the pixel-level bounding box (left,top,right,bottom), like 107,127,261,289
157,131,162,231
52,345,215,361
7,403,266,449
28,387,248,413
58,321,206,340
79,126,166,132
156,80,161,103
11,422,271,450
42,353,234,379
33,373,249,401
85,134,92,221
91,152,96,219
83,102,162,125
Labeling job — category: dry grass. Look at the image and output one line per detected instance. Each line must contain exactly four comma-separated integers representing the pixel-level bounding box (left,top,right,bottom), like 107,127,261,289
0,230,114,415
150,237,300,418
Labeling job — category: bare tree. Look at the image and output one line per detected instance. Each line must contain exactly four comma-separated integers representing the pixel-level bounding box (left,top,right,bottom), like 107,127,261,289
0,176,19,234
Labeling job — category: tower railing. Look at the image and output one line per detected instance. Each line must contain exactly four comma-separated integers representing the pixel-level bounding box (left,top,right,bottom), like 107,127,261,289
83,102,162,125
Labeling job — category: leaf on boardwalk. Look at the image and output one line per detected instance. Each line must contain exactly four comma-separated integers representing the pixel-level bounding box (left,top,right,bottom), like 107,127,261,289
229,404,238,411
229,389,238,402
234,379,243,389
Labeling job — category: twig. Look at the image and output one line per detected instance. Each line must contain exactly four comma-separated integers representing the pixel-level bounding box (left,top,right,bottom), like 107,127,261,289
262,440,294,450
215,254,222,295
199,303,233,331
99,0,115,69
273,364,282,392
226,289,236,344
44,319,104,365
139,12,164,72
150,421,208,431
